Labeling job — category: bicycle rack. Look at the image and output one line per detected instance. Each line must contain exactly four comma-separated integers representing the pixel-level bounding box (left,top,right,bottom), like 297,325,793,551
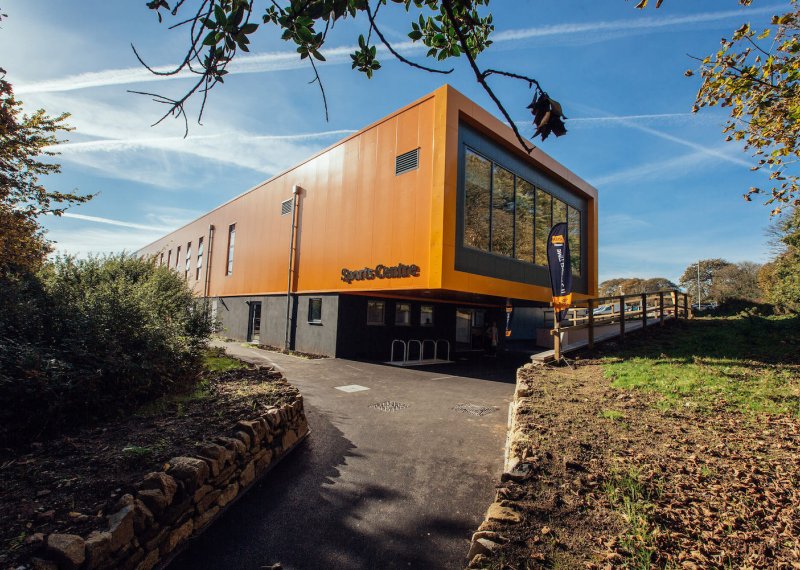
407,339,423,362
390,339,407,363
422,339,436,360
435,339,451,361
388,338,452,366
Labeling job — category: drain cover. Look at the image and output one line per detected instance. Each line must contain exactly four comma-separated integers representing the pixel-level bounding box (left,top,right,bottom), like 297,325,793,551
453,403,496,417
370,400,410,412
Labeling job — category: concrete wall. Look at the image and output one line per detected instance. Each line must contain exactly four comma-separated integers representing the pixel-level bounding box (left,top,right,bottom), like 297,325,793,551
293,294,339,356
214,294,339,356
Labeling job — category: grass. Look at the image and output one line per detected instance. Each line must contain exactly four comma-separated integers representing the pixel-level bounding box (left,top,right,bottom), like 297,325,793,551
203,347,249,372
599,409,625,421
601,314,800,416
603,467,661,569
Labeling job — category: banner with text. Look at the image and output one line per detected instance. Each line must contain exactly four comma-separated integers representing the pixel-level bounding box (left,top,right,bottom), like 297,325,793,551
546,222,573,322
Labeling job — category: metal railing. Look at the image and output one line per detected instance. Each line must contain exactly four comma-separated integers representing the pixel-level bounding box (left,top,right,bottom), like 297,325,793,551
389,338,451,365
551,289,691,360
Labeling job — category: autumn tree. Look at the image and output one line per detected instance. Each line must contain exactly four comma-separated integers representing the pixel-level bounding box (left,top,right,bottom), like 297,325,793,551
598,277,677,297
759,208,800,312
711,261,763,302
0,68,91,276
687,0,800,213
679,259,734,304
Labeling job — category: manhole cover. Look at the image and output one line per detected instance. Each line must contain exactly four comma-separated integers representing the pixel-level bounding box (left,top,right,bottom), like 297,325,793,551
453,403,496,417
370,401,410,412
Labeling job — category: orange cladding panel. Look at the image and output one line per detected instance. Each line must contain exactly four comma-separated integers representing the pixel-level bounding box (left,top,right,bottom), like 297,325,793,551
138,94,439,296
137,86,598,303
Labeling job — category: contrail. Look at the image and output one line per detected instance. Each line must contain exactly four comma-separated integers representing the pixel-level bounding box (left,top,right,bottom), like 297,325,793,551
55,129,358,153
56,212,173,232
15,5,780,95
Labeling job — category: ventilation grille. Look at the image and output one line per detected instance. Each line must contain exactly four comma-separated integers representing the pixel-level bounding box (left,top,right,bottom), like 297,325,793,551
395,148,420,176
280,198,292,216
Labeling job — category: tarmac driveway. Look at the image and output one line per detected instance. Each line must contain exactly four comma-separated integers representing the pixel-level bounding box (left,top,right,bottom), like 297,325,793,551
169,343,522,570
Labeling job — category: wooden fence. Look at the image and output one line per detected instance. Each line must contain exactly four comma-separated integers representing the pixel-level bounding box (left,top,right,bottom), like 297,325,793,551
551,289,691,361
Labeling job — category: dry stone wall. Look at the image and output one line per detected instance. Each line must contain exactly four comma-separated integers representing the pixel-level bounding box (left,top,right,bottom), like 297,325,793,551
466,365,536,568
29,394,309,570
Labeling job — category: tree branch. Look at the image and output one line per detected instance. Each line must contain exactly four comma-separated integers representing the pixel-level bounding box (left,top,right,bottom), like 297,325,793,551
440,0,535,153
365,2,453,75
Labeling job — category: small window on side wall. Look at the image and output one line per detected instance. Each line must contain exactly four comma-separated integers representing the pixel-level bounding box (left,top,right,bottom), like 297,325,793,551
308,298,322,324
395,303,411,326
420,305,434,327
367,300,385,326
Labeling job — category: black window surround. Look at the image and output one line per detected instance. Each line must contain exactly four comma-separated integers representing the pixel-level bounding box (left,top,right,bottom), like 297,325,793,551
455,123,589,294
308,297,322,324
367,300,385,326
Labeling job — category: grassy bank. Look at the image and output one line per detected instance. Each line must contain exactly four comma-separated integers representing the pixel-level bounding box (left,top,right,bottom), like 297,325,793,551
601,314,800,416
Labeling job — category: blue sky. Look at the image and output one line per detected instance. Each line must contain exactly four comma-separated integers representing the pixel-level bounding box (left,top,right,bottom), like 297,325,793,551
0,1,784,283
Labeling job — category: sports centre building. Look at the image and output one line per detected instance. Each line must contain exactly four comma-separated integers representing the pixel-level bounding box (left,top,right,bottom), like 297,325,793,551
137,85,598,361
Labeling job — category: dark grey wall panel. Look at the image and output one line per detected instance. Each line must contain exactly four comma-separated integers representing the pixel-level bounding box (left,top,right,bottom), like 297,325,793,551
293,294,339,356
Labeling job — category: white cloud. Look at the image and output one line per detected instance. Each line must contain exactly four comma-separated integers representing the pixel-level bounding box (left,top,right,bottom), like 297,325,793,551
589,150,710,187
492,5,781,42
45,225,165,257
58,212,172,232
15,5,781,95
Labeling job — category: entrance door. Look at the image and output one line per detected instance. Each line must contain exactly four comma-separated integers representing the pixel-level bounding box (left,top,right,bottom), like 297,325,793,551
456,308,487,351
247,301,262,343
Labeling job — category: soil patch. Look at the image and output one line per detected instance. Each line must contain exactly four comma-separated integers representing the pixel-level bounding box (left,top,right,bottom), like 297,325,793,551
471,361,800,569
0,363,297,568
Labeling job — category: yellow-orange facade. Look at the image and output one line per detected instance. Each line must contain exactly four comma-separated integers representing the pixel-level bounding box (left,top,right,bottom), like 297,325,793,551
138,85,598,307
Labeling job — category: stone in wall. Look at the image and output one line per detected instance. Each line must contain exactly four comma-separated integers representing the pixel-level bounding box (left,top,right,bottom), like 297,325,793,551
29,392,309,570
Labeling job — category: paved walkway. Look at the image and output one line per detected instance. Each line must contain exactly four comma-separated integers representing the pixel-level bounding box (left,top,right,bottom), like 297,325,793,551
169,343,523,570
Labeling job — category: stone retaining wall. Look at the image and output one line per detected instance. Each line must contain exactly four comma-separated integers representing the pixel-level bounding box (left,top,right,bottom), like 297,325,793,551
29,394,309,570
466,365,536,568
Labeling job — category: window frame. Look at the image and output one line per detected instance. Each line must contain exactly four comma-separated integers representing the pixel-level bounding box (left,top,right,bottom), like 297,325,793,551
395,302,412,327
185,241,192,279
225,223,236,276
366,300,385,326
420,305,434,327
308,297,323,324
196,237,204,281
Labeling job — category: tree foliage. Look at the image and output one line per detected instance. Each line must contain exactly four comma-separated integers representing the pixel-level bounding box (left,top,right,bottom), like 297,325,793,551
138,0,582,148
598,277,678,297
687,0,800,213
679,258,733,303
0,255,212,445
759,208,800,312
0,70,92,276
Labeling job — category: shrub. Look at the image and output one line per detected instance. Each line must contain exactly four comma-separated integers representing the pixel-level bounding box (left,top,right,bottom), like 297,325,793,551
0,255,212,445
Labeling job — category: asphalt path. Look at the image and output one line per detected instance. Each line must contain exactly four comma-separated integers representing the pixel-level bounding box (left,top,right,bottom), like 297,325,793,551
169,344,522,570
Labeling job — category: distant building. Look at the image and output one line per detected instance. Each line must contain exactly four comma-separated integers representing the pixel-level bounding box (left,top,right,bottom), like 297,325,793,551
137,85,598,360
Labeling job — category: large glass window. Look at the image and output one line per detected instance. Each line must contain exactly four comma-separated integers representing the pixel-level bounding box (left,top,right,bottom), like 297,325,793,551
308,298,322,324
167,250,172,268
515,179,534,262
196,237,204,281
464,150,491,251
462,144,583,276
568,205,582,276
175,246,181,271
367,300,385,326
553,198,568,226
395,303,411,326
491,165,515,257
535,189,552,265
226,224,235,276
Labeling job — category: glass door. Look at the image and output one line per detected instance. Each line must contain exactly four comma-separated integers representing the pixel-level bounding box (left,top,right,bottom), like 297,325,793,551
247,301,262,343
